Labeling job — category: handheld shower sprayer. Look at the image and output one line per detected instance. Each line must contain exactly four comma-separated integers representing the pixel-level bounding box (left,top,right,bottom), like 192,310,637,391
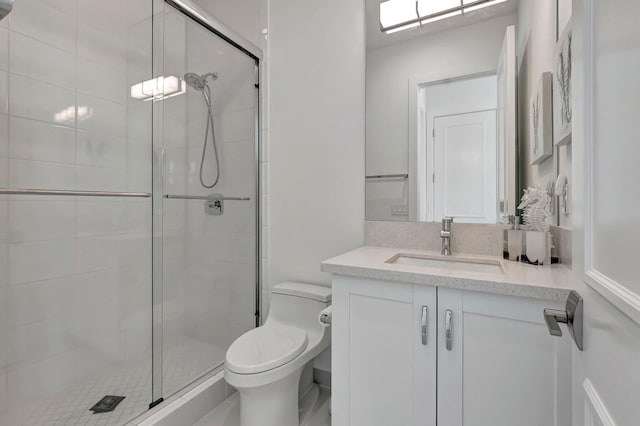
183,71,221,189
0,0,13,22
183,72,218,91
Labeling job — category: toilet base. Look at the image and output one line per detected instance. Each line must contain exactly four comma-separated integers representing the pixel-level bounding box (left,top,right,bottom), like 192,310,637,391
299,381,321,425
237,367,304,426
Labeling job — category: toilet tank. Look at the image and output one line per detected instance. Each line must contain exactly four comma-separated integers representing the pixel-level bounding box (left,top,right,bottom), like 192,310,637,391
267,282,331,332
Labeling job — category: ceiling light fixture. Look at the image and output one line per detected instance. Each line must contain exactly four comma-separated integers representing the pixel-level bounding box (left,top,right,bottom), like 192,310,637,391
380,0,507,34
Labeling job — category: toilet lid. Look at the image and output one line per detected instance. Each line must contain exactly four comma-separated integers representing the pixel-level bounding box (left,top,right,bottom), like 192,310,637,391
225,324,308,374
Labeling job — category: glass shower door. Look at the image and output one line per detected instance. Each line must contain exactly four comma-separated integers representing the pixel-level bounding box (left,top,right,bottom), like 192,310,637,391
0,0,154,425
154,3,259,399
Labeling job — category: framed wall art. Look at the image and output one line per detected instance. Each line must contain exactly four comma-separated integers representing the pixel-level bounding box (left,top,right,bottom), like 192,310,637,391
530,72,553,164
554,20,573,145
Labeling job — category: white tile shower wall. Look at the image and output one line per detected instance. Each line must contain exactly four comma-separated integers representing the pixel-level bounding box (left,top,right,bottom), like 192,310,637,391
184,15,257,354
192,0,270,321
194,0,267,51
0,0,154,421
158,5,263,397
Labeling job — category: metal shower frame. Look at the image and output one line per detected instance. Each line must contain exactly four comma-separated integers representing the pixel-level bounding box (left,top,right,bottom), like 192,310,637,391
150,0,264,407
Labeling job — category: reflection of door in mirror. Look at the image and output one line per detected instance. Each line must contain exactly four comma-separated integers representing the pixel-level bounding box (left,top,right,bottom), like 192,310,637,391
431,111,497,224
415,74,497,223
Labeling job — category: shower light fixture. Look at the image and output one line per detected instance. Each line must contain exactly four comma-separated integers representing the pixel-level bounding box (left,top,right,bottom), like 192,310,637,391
380,0,507,34
130,75,186,102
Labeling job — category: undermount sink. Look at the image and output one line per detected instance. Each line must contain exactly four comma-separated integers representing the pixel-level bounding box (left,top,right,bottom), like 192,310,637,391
386,253,503,274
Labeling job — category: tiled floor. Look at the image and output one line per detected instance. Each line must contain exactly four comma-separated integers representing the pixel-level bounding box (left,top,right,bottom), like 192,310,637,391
0,339,225,426
195,387,331,426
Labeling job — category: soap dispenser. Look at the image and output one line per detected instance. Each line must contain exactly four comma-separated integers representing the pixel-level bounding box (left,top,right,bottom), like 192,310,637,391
507,215,523,261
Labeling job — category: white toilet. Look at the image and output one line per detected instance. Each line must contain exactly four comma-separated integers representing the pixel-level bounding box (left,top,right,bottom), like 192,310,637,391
224,282,332,426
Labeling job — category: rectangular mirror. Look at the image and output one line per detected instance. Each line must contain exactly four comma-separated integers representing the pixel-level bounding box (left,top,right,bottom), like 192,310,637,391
365,0,567,226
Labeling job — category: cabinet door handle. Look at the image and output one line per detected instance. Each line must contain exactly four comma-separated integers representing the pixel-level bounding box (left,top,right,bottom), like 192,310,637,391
421,306,428,345
445,309,453,351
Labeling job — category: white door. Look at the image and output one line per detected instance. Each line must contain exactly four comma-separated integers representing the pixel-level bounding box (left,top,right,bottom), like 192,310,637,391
433,110,497,223
572,0,640,424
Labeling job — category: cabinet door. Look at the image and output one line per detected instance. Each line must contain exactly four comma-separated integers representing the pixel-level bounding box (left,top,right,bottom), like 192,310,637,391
332,276,437,426
437,288,571,426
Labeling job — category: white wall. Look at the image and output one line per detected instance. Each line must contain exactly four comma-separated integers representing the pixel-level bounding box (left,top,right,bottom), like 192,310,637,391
366,13,516,221
516,0,572,228
422,76,497,118
268,0,366,293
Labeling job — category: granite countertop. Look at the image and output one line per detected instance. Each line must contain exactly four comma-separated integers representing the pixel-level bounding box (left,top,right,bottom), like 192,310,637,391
321,246,573,303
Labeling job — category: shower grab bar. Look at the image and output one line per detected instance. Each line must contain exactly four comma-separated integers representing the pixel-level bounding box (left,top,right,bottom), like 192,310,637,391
164,194,250,201
0,188,152,198
365,174,409,180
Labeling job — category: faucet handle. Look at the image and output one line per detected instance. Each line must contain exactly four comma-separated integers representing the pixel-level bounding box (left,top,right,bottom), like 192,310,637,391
442,217,453,229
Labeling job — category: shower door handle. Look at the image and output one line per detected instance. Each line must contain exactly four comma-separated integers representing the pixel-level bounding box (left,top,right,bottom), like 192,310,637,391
209,196,251,201
163,194,250,201
0,188,151,198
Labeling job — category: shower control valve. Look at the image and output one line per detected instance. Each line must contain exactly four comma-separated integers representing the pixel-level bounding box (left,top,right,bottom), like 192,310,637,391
205,198,224,216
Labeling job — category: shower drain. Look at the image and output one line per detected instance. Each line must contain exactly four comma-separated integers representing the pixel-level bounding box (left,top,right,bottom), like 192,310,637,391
90,395,125,414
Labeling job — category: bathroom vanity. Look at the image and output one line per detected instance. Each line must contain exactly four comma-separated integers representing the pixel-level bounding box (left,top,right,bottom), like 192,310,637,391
322,246,573,426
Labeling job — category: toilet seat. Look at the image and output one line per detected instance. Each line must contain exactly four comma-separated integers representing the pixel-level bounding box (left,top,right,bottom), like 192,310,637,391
226,324,309,374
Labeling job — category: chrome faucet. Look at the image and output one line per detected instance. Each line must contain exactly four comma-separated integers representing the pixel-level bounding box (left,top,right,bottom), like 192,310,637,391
441,217,453,256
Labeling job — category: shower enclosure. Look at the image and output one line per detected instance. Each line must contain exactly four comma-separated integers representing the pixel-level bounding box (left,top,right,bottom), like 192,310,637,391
0,0,261,424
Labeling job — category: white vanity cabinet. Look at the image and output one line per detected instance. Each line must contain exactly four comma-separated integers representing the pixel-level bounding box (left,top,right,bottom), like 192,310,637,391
436,288,571,426
332,275,438,426
332,276,571,426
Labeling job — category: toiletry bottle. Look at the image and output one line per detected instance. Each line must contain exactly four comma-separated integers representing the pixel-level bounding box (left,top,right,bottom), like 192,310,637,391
507,216,523,261
544,232,553,266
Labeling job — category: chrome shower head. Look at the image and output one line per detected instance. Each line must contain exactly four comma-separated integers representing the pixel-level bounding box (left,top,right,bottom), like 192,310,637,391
184,72,206,90
183,72,218,91
0,0,13,22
